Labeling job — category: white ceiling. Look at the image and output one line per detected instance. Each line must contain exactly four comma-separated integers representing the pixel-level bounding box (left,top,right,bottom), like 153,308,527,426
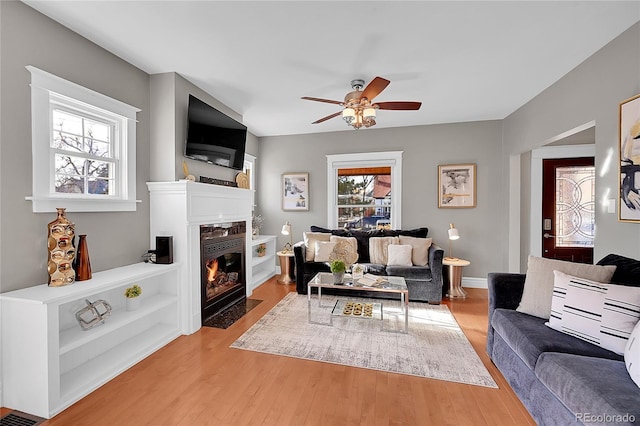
23,1,640,137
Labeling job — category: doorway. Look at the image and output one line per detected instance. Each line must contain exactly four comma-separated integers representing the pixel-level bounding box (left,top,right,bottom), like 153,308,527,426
541,157,595,264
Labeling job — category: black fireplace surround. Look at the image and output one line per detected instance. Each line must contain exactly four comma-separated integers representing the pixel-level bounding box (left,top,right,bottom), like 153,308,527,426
200,222,246,320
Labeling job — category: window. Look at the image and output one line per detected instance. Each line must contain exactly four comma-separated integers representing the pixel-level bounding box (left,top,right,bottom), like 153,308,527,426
327,151,402,229
338,168,392,229
243,153,256,210
27,66,140,212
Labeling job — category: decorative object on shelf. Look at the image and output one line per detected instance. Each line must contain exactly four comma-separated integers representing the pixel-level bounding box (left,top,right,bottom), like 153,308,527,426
438,163,476,208
235,171,250,189
619,93,640,222
182,160,196,181
351,263,364,280
124,284,142,311
282,172,309,211
445,223,460,261
252,214,264,239
330,259,346,284
75,298,112,331
281,221,293,253
73,234,92,281
256,243,267,257
47,207,76,287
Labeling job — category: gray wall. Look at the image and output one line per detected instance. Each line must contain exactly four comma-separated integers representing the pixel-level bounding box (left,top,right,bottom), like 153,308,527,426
0,2,152,292
503,22,640,269
258,121,504,279
150,72,258,182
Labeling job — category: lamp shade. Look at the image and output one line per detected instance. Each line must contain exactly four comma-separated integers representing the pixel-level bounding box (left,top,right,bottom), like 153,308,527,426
281,221,291,236
448,223,460,240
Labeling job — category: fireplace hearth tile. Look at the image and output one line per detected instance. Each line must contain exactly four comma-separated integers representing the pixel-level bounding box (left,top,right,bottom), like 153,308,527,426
202,298,262,329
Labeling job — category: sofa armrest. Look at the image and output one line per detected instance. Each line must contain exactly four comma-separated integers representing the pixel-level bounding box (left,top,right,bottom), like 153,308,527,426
486,272,526,357
293,241,306,294
428,243,445,300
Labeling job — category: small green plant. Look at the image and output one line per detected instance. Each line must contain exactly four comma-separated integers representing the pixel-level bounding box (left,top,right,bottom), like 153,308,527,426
124,284,142,298
330,260,346,273
256,243,267,255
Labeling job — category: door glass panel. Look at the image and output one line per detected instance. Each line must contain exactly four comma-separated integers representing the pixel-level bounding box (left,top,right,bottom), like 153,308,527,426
555,166,595,248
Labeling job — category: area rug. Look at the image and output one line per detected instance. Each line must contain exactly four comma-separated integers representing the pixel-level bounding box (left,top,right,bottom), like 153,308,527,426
231,293,498,388
202,298,262,329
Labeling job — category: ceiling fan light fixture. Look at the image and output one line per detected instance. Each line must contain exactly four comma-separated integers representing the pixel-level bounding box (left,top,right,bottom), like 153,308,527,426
342,107,356,124
363,107,376,119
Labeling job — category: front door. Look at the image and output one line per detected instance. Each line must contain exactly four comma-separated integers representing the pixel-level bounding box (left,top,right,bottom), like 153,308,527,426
542,157,595,264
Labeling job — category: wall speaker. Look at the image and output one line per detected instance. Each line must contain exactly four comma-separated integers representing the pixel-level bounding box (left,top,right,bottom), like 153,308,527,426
155,236,173,264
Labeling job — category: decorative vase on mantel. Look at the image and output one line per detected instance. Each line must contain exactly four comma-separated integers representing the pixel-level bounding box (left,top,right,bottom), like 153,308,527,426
74,234,92,281
47,207,76,287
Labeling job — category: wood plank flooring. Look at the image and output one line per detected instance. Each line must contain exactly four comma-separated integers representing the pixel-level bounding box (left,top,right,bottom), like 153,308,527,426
1,279,534,425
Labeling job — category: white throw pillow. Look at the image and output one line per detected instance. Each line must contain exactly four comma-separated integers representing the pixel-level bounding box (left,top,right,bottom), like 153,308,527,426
387,244,413,266
399,236,432,266
314,241,336,262
546,270,640,355
369,236,399,265
625,320,640,388
303,232,330,261
516,255,617,320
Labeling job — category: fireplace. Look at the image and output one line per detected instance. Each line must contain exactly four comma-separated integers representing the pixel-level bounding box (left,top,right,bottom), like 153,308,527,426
200,222,246,320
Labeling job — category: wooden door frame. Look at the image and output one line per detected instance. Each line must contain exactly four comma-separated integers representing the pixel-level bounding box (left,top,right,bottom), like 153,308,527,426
530,144,595,258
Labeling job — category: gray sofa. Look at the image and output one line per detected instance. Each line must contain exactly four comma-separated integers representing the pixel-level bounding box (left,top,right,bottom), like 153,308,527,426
294,226,445,304
487,254,640,425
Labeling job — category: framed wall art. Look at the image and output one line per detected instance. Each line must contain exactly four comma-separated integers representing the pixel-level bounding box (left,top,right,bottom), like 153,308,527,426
282,172,309,211
619,94,640,222
438,164,476,208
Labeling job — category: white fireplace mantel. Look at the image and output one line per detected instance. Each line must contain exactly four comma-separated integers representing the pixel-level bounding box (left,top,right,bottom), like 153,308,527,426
147,180,252,334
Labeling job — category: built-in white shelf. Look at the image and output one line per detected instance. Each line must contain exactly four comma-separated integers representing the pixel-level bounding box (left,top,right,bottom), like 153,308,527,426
250,235,277,290
0,262,181,419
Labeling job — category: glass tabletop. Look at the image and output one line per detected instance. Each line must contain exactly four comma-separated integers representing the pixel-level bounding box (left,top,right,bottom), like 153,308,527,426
309,272,408,293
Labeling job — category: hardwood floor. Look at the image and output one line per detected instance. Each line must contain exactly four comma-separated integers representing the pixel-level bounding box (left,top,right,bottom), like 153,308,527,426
2,279,534,425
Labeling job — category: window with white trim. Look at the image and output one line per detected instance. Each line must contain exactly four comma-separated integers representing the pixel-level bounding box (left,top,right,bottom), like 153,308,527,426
327,151,403,229
27,66,140,212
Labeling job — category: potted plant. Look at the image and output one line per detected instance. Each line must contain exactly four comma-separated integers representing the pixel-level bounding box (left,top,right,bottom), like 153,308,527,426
256,243,267,257
330,259,346,284
124,284,142,311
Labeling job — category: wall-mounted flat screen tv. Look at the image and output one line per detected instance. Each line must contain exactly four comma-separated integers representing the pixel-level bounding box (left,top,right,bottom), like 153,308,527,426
185,94,247,171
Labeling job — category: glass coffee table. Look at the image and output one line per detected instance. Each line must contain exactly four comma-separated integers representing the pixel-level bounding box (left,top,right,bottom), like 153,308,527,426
307,272,409,333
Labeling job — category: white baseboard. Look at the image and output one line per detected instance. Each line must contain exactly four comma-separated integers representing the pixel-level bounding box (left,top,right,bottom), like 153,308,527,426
461,276,487,289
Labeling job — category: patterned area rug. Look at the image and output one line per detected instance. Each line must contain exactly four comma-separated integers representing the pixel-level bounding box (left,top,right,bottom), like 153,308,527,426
231,293,498,388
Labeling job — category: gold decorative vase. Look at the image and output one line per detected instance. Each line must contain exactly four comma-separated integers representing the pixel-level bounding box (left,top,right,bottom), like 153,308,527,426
47,208,76,286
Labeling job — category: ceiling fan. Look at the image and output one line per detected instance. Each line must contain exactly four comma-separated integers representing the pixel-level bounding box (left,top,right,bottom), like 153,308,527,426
302,76,422,129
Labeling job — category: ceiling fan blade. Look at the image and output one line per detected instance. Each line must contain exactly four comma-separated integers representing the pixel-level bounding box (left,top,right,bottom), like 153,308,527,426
375,101,422,110
361,77,390,101
312,111,342,124
301,96,343,105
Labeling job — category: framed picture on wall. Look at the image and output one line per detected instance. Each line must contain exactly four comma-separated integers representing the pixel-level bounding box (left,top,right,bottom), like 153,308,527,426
438,164,476,208
619,94,640,222
282,172,309,211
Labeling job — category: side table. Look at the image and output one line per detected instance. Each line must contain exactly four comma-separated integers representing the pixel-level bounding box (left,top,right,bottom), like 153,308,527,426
443,258,470,299
276,250,295,284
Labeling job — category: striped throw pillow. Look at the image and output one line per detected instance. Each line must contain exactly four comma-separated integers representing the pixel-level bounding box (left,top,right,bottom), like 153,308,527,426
547,270,640,355
626,321,640,388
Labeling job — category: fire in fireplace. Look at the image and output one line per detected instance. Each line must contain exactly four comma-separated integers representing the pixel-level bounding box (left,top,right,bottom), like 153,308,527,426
200,222,246,320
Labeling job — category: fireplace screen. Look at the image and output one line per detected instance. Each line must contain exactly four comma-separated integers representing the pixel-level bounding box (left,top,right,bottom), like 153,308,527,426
205,253,242,301
200,222,246,319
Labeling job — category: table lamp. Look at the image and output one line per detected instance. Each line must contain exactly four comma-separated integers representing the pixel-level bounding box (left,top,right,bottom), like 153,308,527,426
446,223,460,261
281,221,293,253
